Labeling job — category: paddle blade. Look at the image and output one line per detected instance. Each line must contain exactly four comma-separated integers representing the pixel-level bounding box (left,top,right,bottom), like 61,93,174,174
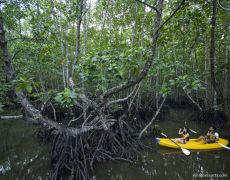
181,148,190,156
161,132,167,137
218,143,230,150
189,129,197,134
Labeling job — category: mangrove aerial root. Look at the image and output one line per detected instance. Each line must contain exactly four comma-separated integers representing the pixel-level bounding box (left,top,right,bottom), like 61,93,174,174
49,122,141,180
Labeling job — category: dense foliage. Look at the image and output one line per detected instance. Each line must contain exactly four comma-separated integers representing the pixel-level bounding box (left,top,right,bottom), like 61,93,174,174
1,0,229,116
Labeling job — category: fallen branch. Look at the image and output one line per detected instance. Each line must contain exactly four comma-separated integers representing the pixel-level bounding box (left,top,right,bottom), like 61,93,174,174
0,115,23,120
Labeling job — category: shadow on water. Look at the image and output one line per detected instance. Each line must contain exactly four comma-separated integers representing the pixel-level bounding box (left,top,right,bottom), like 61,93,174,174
0,107,230,180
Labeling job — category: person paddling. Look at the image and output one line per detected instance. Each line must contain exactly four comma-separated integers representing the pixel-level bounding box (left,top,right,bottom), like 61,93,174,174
194,126,219,144
173,127,190,144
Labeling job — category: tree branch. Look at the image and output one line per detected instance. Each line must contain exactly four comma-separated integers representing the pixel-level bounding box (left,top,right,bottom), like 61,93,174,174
0,115,23,120
0,8,114,138
157,0,186,32
78,94,99,109
102,0,165,100
102,0,186,100
72,0,84,76
106,84,140,107
68,113,83,126
12,49,21,61
8,37,34,42
217,0,230,11
135,0,159,14
128,84,140,111
138,96,167,139
183,89,202,112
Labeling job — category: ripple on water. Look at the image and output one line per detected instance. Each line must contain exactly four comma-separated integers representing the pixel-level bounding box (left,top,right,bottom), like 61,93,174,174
0,119,51,179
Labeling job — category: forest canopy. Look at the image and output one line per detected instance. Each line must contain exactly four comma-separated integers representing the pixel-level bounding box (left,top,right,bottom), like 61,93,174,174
0,0,230,179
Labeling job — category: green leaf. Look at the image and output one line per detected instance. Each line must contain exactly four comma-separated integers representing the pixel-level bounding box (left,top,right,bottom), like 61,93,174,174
169,79,175,86
15,83,25,93
54,88,77,108
26,85,32,93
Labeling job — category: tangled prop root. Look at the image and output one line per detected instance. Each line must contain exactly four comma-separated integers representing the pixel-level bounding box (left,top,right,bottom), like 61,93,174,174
49,120,141,180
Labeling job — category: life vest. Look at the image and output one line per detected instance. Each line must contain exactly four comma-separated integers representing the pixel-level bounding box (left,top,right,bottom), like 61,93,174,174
209,131,219,141
209,133,216,141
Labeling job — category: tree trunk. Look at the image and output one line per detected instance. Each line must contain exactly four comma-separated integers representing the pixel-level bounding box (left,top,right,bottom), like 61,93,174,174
131,1,138,46
36,0,41,34
83,0,88,56
140,1,146,47
209,0,228,121
109,0,114,46
155,47,160,108
224,44,230,125
65,0,71,87
204,37,209,108
72,0,84,76
209,0,219,101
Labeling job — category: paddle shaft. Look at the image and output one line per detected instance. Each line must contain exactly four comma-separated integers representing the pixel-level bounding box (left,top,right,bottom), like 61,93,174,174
161,133,184,149
160,133,190,155
168,137,184,149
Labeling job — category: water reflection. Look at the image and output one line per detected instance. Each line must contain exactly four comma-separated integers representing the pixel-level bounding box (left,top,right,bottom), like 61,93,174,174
0,158,11,175
0,107,229,180
94,147,230,180
93,107,230,180
0,119,50,179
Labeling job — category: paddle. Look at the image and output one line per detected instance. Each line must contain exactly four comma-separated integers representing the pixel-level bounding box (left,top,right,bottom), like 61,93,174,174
189,128,230,150
184,121,197,134
189,128,197,134
218,143,230,150
161,132,190,156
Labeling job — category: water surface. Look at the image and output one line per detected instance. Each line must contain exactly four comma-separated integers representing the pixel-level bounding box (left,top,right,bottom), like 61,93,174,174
93,107,230,180
0,107,229,180
0,119,50,179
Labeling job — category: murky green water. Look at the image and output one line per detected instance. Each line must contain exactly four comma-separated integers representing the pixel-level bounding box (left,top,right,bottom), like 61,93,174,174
0,119,50,179
0,107,229,180
93,108,230,180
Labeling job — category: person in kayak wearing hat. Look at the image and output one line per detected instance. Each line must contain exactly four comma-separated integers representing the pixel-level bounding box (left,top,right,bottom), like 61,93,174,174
194,126,219,143
173,127,190,144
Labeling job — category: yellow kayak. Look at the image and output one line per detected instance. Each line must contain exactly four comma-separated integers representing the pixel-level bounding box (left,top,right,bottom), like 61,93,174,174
156,138,229,150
